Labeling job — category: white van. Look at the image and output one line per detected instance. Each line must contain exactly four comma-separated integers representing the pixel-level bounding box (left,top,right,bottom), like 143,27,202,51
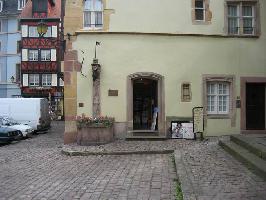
0,98,51,131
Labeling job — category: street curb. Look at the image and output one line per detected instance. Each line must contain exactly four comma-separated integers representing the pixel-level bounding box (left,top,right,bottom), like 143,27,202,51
61,149,174,156
174,150,197,200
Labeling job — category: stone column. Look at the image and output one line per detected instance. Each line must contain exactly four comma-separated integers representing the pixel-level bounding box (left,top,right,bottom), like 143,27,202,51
92,58,101,118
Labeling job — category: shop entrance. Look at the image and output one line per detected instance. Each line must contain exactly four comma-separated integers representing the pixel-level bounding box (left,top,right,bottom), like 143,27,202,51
133,78,158,130
246,83,265,130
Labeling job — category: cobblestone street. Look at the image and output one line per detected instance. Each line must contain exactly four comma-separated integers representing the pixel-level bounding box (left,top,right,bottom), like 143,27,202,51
0,122,176,200
0,121,265,200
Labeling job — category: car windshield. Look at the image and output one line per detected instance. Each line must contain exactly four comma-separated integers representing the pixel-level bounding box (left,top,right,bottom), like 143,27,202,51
0,117,19,125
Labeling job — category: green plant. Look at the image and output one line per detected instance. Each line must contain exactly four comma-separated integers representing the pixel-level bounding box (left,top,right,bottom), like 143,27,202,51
76,114,115,129
170,154,183,200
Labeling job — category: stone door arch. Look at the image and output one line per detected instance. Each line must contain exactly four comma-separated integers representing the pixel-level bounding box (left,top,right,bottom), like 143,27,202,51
127,72,165,136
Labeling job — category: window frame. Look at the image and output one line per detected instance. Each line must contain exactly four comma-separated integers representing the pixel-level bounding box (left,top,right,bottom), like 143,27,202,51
195,0,205,21
28,74,40,86
226,0,259,36
83,0,103,30
18,0,26,10
0,20,2,33
203,75,236,120
207,82,230,115
0,1,3,12
42,74,52,87
28,49,39,61
181,83,192,102
40,49,51,61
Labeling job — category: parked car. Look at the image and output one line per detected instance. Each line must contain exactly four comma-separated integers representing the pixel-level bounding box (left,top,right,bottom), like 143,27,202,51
0,98,51,131
0,127,22,144
0,117,34,138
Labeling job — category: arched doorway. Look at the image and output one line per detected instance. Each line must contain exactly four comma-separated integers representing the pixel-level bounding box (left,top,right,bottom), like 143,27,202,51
127,72,165,137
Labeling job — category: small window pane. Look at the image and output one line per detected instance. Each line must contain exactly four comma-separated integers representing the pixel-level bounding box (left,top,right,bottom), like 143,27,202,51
195,9,204,21
243,18,253,34
228,5,238,17
195,0,204,8
84,11,91,27
95,11,103,27
243,6,252,16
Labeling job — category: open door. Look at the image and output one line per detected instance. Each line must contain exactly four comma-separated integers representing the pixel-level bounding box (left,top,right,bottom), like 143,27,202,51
246,83,265,130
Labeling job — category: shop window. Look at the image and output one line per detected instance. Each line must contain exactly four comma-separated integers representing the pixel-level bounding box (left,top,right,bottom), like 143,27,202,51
181,83,192,102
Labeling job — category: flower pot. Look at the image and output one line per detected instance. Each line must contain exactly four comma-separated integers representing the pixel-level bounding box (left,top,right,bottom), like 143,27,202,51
77,126,114,146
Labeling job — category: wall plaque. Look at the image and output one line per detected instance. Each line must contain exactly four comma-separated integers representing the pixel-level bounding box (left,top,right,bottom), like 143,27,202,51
108,90,118,96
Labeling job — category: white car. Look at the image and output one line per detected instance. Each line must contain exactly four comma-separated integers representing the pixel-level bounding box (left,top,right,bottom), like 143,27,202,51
0,117,34,138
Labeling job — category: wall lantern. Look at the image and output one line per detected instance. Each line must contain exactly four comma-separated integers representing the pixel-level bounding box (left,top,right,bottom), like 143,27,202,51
10,76,15,83
37,20,48,37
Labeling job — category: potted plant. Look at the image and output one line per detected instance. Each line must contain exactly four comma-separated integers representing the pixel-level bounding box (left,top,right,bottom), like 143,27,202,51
76,114,115,146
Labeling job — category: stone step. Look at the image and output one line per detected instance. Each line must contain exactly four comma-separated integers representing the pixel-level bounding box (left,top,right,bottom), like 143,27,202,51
219,140,266,180
230,135,266,161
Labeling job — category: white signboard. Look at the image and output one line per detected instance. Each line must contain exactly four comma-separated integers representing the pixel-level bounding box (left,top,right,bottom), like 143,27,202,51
171,122,194,139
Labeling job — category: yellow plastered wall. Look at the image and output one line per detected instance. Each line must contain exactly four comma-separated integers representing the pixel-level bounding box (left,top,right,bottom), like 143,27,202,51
73,34,266,136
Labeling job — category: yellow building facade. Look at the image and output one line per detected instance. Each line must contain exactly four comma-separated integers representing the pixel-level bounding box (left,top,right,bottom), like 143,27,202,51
63,0,266,144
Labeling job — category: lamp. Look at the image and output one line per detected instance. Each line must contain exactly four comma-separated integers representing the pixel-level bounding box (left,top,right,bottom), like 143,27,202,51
37,20,48,37
10,76,15,83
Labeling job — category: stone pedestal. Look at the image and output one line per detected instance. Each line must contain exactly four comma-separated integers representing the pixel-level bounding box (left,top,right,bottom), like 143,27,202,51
77,126,114,146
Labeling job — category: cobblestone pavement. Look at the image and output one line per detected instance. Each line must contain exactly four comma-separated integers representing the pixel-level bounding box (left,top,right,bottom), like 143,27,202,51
0,122,177,200
0,122,266,200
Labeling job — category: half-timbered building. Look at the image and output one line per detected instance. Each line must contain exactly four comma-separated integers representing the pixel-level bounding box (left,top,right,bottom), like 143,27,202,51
19,0,64,119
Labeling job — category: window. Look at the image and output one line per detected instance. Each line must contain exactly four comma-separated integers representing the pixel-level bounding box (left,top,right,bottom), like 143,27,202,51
28,50,38,61
28,26,38,37
84,0,103,29
195,0,205,21
29,74,39,86
41,50,51,61
17,41,21,53
181,83,192,102
0,1,3,12
207,82,229,114
42,74,52,86
227,2,256,35
16,64,21,83
0,20,2,32
43,26,52,37
18,0,26,10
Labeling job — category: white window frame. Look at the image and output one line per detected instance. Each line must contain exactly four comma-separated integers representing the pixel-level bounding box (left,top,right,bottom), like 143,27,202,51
228,4,240,35
0,1,3,12
29,74,39,86
242,4,255,35
207,82,230,115
18,0,26,10
83,0,103,29
28,26,38,37
41,49,51,61
227,2,256,35
28,50,39,61
42,74,52,86
43,26,52,38
195,0,205,21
